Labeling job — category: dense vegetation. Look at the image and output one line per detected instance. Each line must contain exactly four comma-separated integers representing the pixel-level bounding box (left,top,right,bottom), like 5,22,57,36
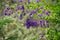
0,0,60,40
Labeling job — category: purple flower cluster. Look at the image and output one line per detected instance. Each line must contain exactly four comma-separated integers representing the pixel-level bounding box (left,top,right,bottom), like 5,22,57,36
29,9,38,17
3,6,12,16
16,5,24,11
13,0,40,3
25,18,49,29
38,9,50,17
29,10,36,15
3,0,51,29
26,18,38,29
39,20,49,28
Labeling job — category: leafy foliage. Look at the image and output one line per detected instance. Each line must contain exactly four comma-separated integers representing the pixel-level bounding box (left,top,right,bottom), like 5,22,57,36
0,17,13,27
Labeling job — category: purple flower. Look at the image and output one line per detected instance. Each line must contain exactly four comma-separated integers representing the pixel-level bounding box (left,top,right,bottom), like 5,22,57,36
47,10,51,13
46,10,50,16
26,18,38,29
29,9,37,17
28,0,30,3
18,14,23,20
40,20,44,27
7,7,10,10
21,5,24,10
38,14,43,17
18,0,22,2
3,7,8,14
23,12,26,16
43,20,45,26
29,10,36,15
40,34,44,37
3,7,12,16
16,5,24,11
40,6,43,9
36,0,39,3
35,8,38,11
31,20,38,26
13,0,16,2
45,20,49,27
3,9,7,15
46,12,49,16
42,10,45,14
0,14,1,16
7,13,11,16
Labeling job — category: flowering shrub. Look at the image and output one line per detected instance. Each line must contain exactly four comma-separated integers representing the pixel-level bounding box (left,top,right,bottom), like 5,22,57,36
0,0,60,40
